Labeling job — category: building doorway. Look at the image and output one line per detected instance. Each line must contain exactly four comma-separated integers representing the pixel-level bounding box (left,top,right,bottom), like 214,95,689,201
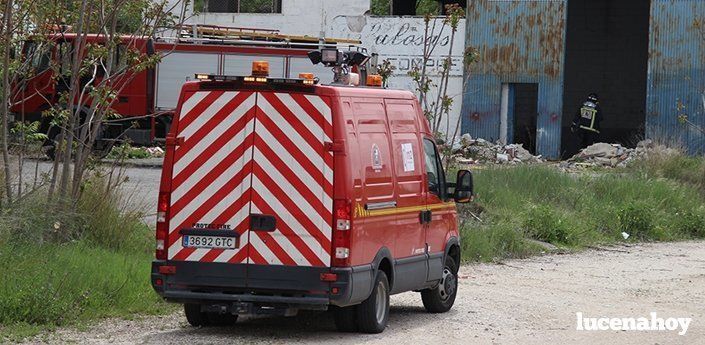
501,83,539,154
561,0,651,158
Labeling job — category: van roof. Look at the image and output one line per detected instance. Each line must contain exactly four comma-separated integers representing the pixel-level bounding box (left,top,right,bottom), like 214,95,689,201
314,84,417,100
181,80,418,100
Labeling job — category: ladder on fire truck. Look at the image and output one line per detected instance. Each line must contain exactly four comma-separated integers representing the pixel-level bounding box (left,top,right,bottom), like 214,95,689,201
174,23,361,49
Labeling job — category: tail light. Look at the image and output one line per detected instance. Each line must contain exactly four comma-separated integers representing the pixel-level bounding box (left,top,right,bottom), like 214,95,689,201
332,199,352,267
156,192,170,260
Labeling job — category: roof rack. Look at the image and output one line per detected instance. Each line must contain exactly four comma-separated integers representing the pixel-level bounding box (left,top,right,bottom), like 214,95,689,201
170,23,362,49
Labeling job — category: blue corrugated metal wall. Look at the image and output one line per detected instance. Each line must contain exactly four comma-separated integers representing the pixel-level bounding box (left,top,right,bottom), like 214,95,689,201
462,0,567,159
647,0,705,153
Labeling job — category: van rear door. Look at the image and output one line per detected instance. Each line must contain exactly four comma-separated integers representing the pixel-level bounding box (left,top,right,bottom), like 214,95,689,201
166,88,333,285
248,91,333,268
168,90,257,266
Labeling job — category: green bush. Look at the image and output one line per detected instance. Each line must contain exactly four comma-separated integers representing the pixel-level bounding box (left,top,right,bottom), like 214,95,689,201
522,205,571,244
107,142,152,160
674,210,705,238
460,222,540,262
461,164,705,262
0,242,166,336
0,175,166,339
616,202,654,240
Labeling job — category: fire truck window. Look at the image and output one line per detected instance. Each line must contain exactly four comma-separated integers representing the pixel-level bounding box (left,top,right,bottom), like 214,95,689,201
24,41,50,72
113,44,127,72
423,138,440,195
202,0,282,13
58,42,72,76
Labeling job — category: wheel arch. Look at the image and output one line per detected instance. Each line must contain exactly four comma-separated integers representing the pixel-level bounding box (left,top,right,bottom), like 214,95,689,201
445,236,461,273
372,247,394,290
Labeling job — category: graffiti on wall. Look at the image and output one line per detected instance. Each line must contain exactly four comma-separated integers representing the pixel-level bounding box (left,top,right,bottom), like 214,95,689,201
330,16,466,76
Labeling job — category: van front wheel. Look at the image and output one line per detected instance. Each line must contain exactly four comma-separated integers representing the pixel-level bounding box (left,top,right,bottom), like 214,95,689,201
421,256,458,313
356,271,390,333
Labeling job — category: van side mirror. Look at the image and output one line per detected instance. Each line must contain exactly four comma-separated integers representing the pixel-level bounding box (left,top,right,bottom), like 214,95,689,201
454,169,473,203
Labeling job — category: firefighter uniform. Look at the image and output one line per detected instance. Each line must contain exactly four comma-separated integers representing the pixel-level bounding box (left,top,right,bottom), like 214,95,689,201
572,96,602,149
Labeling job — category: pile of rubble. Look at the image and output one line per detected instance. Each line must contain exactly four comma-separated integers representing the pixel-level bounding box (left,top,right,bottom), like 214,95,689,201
560,140,662,169
455,134,544,165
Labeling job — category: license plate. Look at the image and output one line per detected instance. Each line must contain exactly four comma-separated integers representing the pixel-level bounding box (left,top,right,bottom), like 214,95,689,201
182,235,237,249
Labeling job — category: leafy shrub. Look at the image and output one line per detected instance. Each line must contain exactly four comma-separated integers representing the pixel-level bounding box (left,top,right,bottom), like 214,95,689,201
460,222,540,262
522,205,571,244
107,142,152,159
674,211,705,238
617,202,654,240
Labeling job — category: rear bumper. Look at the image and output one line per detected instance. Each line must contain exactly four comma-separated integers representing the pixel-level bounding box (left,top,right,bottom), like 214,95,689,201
151,260,373,310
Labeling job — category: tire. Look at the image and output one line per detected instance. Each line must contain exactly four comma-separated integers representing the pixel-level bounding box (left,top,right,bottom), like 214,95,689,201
332,305,358,332
356,271,390,334
184,303,209,327
184,303,237,327
421,256,458,313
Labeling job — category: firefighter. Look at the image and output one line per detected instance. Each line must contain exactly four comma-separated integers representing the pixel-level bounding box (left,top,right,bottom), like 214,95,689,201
571,93,603,148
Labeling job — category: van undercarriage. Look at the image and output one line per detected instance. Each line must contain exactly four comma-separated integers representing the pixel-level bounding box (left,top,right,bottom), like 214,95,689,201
151,260,373,315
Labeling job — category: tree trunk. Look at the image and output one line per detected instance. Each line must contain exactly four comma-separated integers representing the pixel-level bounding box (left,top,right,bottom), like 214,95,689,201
58,0,89,199
1,0,14,204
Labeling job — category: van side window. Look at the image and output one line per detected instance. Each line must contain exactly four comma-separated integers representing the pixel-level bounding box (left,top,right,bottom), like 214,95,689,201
423,138,445,197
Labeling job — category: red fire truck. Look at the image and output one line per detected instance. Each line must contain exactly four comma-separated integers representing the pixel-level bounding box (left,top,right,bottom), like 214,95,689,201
150,49,473,333
10,25,357,156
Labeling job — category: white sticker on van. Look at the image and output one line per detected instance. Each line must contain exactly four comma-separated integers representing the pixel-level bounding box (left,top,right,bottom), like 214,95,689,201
371,144,383,172
401,143,415,172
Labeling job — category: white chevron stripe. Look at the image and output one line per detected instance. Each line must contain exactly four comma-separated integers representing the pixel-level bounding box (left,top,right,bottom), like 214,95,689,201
169,154,251,233
174,94,255,176
168,232,184,259
253,147,331,234
275,93,331,143
250,204,311,266
185,248,210,261
168,174,252,259
177,91,240,140
254,118,332,192
252,175,331,265
178,91,210,118
249,230,282,265
303,95,332,125
212,203,253,263
257,96,332,183
172,118,254,203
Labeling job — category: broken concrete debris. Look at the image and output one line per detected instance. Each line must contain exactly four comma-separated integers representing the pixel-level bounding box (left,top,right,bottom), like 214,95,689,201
455,134,543,165
454,135,667,169
560,140,667,169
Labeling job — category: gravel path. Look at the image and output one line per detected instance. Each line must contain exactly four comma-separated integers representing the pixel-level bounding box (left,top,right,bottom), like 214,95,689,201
27,241,705,345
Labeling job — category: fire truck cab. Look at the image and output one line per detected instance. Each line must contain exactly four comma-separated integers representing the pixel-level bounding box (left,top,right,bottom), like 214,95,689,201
150,52,473,333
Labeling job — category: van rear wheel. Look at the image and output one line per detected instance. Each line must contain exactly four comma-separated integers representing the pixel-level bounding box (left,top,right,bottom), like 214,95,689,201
356,271,389,333
184,304,237,327
421,256,458,313
332,305,358,332
184,303,209,327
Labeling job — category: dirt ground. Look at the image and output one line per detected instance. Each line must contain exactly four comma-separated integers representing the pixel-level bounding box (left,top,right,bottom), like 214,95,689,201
24,241,705,345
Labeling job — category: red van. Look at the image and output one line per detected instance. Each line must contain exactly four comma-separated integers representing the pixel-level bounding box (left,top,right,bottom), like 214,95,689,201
151,57,473,333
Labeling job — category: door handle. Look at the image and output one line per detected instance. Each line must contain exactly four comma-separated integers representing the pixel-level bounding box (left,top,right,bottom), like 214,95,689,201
250,214,276,232
419,210,432,224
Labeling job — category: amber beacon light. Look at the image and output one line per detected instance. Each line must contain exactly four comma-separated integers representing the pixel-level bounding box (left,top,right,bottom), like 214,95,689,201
366,74,383,87
252,61,270,77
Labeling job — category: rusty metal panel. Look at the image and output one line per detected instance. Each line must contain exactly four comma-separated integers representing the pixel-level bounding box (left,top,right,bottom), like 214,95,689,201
647,0,705,154
461,0,567,159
